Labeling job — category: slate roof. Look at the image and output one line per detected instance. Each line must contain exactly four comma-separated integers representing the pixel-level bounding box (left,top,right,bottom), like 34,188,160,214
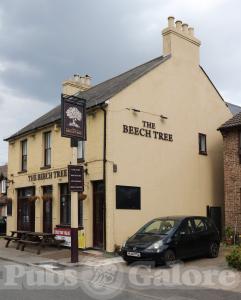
5,55,170,141
226,102,241,116
219,111,241,131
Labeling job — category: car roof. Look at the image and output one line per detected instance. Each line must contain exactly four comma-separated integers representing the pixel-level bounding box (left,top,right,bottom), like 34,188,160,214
154,216,208,221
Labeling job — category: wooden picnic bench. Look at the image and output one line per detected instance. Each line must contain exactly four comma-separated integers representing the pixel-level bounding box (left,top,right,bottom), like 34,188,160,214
19,232,64,255
4,230,29,249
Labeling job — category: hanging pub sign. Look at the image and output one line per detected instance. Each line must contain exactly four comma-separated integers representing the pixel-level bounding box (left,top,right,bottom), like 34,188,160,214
61,94,86,140
68,165,84,192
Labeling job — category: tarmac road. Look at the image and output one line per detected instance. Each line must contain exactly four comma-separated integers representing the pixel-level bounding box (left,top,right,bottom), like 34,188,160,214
0,259,240,300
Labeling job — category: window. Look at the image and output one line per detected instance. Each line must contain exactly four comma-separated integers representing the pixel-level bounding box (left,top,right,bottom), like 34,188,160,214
21,140,27,171
199,133,207,155
77,141,84,162
179,219,194,235
116,185,141,209
44,132,51,166
193,218,207,233
140,219,179,235
60,183,83,226
60,184,71,225
239,132,241,163
1,179,6,194
7,199,12,216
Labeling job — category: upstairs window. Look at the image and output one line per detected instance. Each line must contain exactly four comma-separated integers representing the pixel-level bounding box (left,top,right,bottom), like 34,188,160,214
44,132,51,167
199,133,207,155
21,140,27,171
1,179,6,194
77,141,84,162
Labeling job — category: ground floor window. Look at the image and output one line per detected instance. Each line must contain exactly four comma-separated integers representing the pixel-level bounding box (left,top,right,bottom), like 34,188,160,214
60,183,83,227
116,185,141,210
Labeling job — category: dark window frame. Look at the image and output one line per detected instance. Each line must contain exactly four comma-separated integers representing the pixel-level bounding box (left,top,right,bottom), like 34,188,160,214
44,131,51,167
7,199,12,216
199,133,207,155
59,183,83,227
21,139,27,171
116,185,141,210
238,132,241,164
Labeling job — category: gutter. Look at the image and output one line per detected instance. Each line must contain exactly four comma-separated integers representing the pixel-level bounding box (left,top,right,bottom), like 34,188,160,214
100,105,107,251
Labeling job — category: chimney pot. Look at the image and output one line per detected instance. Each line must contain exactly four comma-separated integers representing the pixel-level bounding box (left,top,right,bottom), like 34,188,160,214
168,16,175,27
175,20,182,31
73,74,81,82
182,23,188,33
188,27,194,36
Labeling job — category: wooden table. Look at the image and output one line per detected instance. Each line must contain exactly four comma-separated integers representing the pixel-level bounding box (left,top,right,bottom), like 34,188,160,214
4,230,30,248
19,232,64,254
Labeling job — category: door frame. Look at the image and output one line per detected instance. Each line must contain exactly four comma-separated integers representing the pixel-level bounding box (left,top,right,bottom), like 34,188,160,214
17,187,35,232
92,180,105,249
42,185,53,233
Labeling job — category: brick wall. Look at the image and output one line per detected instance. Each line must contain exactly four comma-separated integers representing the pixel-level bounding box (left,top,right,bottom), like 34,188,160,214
223,129,241,232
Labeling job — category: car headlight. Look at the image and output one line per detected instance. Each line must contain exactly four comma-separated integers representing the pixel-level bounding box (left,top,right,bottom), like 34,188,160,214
147,240,163,250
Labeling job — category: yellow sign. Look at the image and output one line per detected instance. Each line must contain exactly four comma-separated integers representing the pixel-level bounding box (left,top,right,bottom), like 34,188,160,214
78,229,85,249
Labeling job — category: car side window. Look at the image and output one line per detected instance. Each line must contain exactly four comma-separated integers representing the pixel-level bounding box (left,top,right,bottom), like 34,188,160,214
193,218,207,233
179,219,193,235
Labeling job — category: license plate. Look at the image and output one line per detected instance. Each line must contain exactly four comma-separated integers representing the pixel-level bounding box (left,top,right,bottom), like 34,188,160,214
127,252,141,257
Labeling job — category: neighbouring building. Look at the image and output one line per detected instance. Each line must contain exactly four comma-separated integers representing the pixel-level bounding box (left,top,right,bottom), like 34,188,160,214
5,17,234,252
219,112,241,234
0,164,8,217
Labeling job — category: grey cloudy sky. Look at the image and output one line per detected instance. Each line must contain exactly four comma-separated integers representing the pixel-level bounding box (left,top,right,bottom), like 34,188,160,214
0,0,240,164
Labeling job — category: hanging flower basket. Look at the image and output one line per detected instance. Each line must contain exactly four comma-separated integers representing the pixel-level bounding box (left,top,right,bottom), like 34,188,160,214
28,195,39,202
41,194,52,201
79,193,87,201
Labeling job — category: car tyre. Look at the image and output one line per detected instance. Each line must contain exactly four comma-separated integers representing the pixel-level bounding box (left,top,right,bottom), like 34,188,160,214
208,242,219,258
164,249,176,266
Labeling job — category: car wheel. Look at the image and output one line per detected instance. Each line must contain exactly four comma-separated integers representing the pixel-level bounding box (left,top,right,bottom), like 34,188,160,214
208,242,219,258
164,249,176,266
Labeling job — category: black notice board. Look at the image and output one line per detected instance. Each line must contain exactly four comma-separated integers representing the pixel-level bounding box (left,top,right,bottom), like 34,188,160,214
68,165,84,192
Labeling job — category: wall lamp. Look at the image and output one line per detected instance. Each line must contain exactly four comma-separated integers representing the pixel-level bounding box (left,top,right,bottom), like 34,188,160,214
160,115,168,120
126,108,141,113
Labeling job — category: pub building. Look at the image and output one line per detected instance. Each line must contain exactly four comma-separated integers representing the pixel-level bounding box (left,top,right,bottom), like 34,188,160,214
4,17,237,252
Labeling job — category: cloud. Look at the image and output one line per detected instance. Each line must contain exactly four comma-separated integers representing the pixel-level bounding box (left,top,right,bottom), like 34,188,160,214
0,0,240,164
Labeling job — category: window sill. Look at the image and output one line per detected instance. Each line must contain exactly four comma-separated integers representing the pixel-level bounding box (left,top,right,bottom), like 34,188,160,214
18,170,27,174
40,165,51,170
199,152,208,156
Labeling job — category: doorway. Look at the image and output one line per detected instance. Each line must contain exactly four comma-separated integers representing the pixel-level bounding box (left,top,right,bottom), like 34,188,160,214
17,187,35,232
43,186,52,233
93,181,105,249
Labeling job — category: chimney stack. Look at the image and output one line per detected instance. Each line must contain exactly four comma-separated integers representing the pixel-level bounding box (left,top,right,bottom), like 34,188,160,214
162,16,201,65
62,74,92,96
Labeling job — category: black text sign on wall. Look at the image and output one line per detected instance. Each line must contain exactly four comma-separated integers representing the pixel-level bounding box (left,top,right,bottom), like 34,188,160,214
123,120,173,142
68,165,84,192
61,94,86,140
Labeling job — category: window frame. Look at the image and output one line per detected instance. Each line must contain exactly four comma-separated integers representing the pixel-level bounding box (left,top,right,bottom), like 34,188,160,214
77,140,85,162
59,183,83,227
1,179,6,194
199,133,207,155
116,185,141,210
21,139,27,172
44,131,51,167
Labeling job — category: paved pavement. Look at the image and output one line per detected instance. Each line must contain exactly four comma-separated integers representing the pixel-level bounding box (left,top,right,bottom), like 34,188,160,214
0,238,241,299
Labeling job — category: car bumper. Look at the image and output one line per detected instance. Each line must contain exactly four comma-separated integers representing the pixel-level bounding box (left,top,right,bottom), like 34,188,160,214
121,246,168,263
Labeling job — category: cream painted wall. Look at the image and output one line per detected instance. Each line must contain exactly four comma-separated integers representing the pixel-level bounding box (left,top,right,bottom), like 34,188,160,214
105,53,232,251
7,109,104,249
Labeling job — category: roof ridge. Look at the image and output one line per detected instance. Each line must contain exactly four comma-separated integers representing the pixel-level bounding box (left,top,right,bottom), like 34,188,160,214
75,55,165,96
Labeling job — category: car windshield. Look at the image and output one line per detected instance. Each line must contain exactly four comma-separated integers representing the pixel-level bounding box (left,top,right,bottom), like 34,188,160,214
138,219,180,235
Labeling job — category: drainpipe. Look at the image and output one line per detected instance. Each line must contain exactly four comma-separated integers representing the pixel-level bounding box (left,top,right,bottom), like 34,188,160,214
100,105,107,251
